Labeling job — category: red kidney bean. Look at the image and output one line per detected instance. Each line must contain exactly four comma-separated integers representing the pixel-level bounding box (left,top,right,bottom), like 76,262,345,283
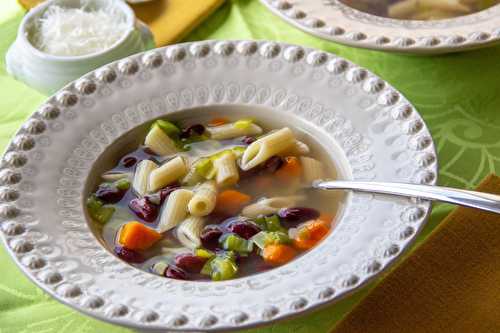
200,225,224,250
180,124,206,139
263,156,284,173
242,136,256,145
95,184,126,203
120,156,137,168
174,253,208,273
114,246,144,263
226,220,261,240
165,265,188,280
159,183,181,204
143,147,158,156
278,207,320,225
128,197,159,222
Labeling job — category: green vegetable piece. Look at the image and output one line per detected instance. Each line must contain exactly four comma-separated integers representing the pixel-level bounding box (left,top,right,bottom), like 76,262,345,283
115,178,130,191
211,257,238,281
251,231,290,250
265,215,286,232
155,120,180,137
234,118,254,130
194,157,216,179
220,234,253,253
231,146,246,158
86,195,103,213
254,216,267,230
195,248,215,259
93,205,115,225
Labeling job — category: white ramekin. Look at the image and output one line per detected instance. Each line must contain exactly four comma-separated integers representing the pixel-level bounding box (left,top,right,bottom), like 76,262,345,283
6,0,155,94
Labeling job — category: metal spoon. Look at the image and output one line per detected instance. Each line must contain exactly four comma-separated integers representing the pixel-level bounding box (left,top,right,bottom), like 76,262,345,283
312,180,500,214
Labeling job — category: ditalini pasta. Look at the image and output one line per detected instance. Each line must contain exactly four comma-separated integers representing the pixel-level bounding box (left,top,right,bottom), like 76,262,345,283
144,124,178,156
214,152,239,187
240,128,296,171
241,195,306,218
89,117,340,282
176,216,206,249
157,189,194,233
149,156,188,192
132,160,157,196
188,181,217,216
300,157,325,183
207,122,263,140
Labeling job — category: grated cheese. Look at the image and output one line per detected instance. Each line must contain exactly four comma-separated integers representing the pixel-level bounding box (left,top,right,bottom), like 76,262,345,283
31,2,129,57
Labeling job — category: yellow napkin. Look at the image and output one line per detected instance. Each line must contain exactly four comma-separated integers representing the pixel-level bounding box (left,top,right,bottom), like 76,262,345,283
131,0,224,47
332,174,500,333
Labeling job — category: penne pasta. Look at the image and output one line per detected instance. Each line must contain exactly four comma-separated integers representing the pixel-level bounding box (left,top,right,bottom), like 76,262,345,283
182,167,204,186
132,160,158,196
149,156,188,192
176,215,206,249
188,180,217,216
214,152,239,187
240,128,296,171
279,140,310,157
144,124,178,156
157,189,193,233
101,171,132,182
241,195,306,218
207,122,263,140
300,157,325,183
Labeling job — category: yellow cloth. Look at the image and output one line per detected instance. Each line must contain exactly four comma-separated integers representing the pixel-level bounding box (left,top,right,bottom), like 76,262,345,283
332,174,500,333
131,0,224,46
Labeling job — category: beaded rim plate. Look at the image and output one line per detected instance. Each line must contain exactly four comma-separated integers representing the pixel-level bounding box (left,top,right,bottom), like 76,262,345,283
260,0,500,54
0,40,437,331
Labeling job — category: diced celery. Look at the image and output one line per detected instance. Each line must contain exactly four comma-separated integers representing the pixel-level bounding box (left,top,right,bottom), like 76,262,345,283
220,234,253,253
155,120,180,137
234,118,254,130
254,216,267,230
265,215,286,232
195,248,215,259
115,178,130,191
86,195,103,213
200,252,239,281
231,146,246,158
211,258,238,281
92,205,115,225
251,231,291,250
194,158,216,179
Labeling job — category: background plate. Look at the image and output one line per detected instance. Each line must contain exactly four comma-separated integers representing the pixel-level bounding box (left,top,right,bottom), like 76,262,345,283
260,0,500,54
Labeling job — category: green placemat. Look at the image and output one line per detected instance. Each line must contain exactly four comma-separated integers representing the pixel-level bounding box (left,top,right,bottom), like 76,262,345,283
1,1,500,332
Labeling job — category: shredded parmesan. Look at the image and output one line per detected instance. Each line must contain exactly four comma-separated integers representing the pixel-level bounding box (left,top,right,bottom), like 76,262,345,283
31,1,129,57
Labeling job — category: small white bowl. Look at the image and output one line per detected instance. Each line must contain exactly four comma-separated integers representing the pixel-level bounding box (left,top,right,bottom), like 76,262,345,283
6,0,154,94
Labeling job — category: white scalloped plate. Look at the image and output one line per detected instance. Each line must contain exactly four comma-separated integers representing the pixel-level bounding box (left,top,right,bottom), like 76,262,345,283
0,41,437,331
260,0,500,54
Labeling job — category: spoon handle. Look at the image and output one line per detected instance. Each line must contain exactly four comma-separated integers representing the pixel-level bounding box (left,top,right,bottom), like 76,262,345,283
313,180,500,214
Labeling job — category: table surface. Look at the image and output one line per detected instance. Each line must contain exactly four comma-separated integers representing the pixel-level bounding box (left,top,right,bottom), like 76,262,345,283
1,1,500,332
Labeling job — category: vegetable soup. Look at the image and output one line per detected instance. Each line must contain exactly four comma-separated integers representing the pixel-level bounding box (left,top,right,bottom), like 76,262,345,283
86,115,343,281
339,0,499,20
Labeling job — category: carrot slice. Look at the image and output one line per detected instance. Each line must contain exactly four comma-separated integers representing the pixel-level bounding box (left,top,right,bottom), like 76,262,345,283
118,221,161,251
263,244,297,266
275,156,302,183
292,220,330,250
208,117,230,127
214,190,251,216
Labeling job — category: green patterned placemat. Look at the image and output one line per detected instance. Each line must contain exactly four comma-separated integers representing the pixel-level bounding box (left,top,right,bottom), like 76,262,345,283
1,1,500,332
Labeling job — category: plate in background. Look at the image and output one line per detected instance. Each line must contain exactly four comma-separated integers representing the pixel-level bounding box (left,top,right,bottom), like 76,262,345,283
260,0,500,54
